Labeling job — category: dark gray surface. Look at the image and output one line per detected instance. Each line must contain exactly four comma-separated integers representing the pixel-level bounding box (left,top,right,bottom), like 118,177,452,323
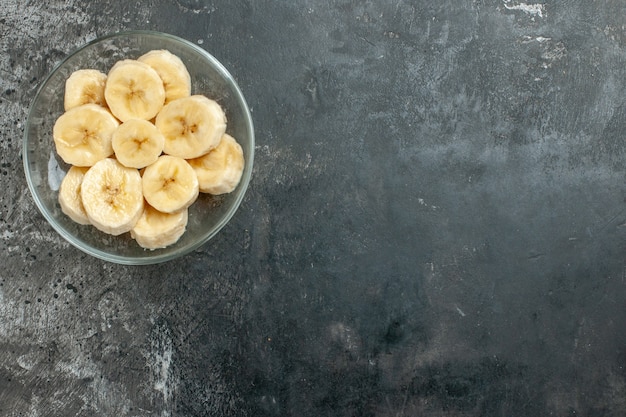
2,0,626,415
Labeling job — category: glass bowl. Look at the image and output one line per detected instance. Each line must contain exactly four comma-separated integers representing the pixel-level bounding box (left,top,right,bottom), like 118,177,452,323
23,31,254,265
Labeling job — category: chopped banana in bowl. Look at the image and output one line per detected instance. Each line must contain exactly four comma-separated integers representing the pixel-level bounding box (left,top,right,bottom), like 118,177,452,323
23,31,254,264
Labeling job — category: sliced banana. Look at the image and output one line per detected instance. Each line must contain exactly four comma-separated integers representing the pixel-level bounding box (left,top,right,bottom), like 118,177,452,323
64,69,108,111
155,95,227,159
54,51,246,249
104,59,166,122
80,158,144,236
112,119,165,169
58,166,91,225
142,155,199,213
131,204,188,250
188,134,245,195
137,49,191,104
53,103,119,167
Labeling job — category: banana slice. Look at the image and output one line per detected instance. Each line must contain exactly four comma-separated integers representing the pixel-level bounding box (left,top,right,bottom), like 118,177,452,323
53,103,119,167
58,166,91,225
64,69,108,111
131,204,188,250
112,119,165,169
142,155,199,213
137,49,191,104
188,134,245,195
104,59,166,122
155,95,227,159
81,158,144,235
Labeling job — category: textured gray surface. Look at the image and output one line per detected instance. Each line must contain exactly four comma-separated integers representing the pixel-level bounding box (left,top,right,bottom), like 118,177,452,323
2,0,626,416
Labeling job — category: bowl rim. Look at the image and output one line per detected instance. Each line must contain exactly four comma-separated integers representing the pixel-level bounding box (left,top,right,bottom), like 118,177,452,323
23,30,255,265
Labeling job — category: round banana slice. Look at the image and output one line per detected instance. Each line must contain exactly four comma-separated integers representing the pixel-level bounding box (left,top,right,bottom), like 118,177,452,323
131,204,188,250
137,49,191,104
104,59,166,122
188,134,245,195
64,69,108,111
112,119,165,169
53,103,119,167
58,166,91,225
81,158,144,236
142,155,199,214
155,95,227,159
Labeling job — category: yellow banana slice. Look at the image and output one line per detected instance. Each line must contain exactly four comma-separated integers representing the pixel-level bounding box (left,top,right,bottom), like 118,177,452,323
142,155,199,213
64,69,108,111
53,103,119,167
80,158,144,235
188,134,245,195
58,166,91,225
104,59,166,122
112,119,165,169
131,204,188,250
155,95,227,159
137,49,191,104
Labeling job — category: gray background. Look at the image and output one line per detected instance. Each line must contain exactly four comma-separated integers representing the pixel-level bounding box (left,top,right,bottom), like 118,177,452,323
2,0,626,416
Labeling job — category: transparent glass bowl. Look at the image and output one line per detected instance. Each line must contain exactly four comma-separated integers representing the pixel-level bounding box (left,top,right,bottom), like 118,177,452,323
23,31,254,265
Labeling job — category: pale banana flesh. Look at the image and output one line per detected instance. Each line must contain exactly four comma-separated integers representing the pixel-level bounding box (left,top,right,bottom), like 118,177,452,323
156,95,227,159
53,49,244,249
64,69,107,111
142,155,199,214
104,59,165,122
58,166,91,225
80,158,144,236
131,204,188,250
188,134,245,195
138,49,191,104
53,103,119,167
112,119,165,169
